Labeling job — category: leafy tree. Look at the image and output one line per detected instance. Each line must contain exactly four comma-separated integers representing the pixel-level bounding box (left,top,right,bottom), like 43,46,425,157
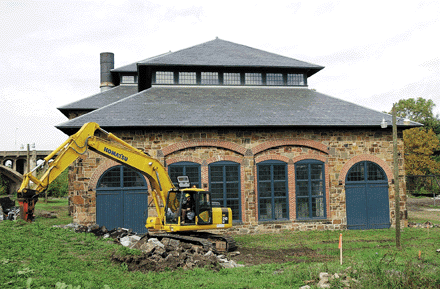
0,174,10,195
37,168,69,198
404,128,440,175
393,97,440,133
392,97,440,176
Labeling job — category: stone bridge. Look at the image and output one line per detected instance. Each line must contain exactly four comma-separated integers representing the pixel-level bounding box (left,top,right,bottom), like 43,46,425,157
0,150,54,194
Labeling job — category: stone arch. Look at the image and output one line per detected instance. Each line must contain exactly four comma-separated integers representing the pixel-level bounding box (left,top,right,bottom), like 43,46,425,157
206,155,244,165
252,139,329,155
255,154,290,164
166,156,203,166
0,165,23,194
339,154,393,185
162,139,247,157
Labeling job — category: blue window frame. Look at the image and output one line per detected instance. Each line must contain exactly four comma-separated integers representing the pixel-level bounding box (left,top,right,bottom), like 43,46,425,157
295,160,326,219
257,160,288,221
168,162,201,188
209,161,241,222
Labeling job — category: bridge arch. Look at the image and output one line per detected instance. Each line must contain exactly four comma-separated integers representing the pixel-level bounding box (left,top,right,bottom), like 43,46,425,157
0,165,23,194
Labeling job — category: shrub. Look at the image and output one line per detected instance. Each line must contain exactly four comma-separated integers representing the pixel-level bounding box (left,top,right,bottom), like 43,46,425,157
43,169,69,198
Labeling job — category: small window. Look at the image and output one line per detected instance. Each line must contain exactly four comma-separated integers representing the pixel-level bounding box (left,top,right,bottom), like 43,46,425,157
224,73,241,85
121,75,137,84
287,74,304,86
179,72,197,84
201,72,219,85
155,71,174,84
245,73,262,85
267,73,284,86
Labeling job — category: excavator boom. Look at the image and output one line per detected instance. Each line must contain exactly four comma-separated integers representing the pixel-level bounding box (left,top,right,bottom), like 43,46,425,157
17,122,174,222
16,122,233,250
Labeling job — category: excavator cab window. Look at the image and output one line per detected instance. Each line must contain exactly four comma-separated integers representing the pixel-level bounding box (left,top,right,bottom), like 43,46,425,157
165,191,181,224
164,190,213,225
195,192,212,225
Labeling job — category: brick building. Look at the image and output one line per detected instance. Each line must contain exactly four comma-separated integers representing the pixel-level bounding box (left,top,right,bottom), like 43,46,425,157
57,38,418,233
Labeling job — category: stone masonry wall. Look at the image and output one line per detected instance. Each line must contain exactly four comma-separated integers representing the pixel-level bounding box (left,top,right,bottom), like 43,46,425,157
68,127,406,234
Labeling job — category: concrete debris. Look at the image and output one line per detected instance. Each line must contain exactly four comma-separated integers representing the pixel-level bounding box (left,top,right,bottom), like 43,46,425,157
0,197,19,221
54,223,243,271
316,271,359,288
408,221,439,228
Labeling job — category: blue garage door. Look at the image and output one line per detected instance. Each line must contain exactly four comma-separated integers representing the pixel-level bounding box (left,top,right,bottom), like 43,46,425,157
96,166,149,233
345,161,390,230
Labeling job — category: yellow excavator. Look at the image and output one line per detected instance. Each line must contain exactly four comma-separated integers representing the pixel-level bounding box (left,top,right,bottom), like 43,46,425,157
17,122,235,251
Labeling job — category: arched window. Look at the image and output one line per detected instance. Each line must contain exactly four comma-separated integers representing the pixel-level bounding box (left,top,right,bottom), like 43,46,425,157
168,162,201,188
209,161,241,222
295,159,326,219
257,160,288,221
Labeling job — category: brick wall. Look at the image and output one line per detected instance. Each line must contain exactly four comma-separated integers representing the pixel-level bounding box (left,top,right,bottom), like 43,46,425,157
68,127,406,233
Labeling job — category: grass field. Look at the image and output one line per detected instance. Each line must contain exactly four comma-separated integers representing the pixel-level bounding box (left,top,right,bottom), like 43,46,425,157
1,198,440,288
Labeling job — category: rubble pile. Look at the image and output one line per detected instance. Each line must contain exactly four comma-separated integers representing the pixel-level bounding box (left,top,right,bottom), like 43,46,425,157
0,197,19,221
55,223,243,272
408,221,439,228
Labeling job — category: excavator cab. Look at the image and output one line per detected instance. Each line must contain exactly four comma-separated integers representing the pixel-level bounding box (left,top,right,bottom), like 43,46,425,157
164,189,213,226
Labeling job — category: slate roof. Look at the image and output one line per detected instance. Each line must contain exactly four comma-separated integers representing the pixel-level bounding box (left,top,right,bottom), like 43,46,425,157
137,38,324,77
56,86,420,133
112,52,173,72
57,85,138,116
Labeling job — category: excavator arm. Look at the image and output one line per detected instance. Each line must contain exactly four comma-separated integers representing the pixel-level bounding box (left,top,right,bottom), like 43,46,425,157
17,122,175,222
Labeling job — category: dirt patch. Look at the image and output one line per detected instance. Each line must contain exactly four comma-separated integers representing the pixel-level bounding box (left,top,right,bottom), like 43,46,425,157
227,247,334,266
407,197,440,211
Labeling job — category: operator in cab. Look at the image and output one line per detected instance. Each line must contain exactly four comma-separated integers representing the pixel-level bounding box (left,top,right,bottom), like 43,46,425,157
181,193,194,225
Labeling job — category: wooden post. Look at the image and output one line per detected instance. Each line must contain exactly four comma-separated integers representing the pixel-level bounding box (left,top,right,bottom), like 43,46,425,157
339,233,342,265
393,105,401,248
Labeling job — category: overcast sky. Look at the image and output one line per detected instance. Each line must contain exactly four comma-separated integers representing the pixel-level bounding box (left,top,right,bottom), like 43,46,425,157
1,0,439,151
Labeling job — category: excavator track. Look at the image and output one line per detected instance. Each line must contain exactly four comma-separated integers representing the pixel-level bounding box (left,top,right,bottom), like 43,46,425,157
149,232,237,253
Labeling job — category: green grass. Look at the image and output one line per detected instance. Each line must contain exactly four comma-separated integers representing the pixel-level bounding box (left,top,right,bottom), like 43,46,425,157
34,197,72,226
1,199,440,288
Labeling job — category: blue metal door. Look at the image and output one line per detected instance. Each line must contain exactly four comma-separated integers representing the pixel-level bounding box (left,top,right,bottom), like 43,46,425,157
345,161,390,230
96,166,149,233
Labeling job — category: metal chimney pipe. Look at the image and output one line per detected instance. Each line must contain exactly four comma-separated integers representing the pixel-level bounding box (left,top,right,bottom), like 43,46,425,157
100,52,115,92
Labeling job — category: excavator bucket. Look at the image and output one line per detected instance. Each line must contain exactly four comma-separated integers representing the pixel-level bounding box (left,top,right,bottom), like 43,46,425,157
17,189,39,222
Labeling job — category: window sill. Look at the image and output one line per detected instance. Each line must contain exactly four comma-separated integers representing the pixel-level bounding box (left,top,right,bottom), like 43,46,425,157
257,220,291,224
294,219,331,223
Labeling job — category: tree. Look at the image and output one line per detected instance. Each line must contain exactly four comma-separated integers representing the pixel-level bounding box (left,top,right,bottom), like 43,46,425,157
393,97,440,133
392,97,440,176
404,128,440,175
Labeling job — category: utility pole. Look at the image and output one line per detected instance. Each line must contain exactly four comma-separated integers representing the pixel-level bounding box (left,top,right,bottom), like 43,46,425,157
393,105,401,248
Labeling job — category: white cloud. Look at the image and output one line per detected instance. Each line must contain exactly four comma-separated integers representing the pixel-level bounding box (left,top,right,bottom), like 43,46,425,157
1,0,440,151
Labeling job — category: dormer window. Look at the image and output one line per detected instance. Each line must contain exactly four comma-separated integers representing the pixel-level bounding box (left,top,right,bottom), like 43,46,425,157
224,73,241,85
201,72,219,85
121,75,137,84
245,73,262,85
155,71,174,84
287,74,304,86
179,72,196,84
267,73,284,86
